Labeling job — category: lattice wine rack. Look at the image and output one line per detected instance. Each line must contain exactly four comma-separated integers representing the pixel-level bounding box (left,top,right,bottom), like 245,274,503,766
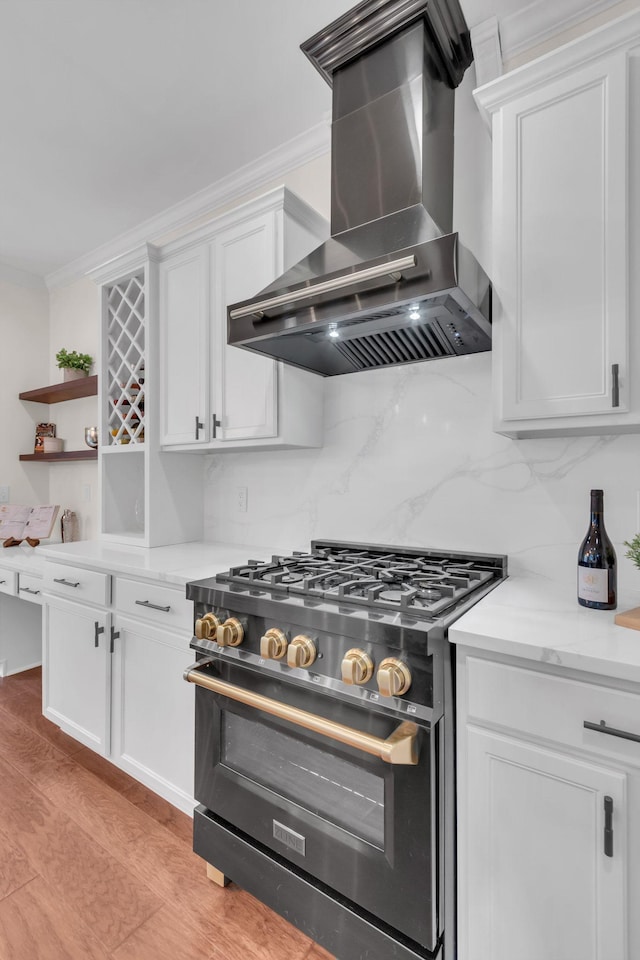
106,272,146,445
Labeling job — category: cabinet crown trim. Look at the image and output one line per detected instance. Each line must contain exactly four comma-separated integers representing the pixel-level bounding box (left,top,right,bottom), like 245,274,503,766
475,6,640,120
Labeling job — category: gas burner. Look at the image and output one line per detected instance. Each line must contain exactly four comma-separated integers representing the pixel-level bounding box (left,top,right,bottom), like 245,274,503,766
417,587,443,601
377,587,414,603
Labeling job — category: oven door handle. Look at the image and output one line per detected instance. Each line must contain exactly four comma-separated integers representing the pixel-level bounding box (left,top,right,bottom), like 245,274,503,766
183,665,419,765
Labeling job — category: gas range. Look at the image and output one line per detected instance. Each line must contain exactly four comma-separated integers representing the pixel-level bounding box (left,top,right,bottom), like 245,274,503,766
187,540,507,720
185,540,507,960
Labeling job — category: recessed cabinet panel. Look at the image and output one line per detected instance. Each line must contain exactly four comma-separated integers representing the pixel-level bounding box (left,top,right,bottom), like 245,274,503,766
43,598,111,756
464,727,626,960
160,247,210,446
498,57,627,422
214,215,278,442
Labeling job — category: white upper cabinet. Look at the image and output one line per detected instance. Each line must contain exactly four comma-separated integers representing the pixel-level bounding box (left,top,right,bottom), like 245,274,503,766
158,187,328,451
476,11,640,438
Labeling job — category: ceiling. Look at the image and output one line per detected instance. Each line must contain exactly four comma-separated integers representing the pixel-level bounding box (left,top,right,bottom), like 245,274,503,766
0,0,531,280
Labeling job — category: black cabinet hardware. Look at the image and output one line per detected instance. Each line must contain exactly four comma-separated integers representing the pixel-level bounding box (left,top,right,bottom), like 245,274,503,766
110,626,120,654
94,622,105,647
604,796,614,857
195,415,204,439
135,600,171,612
584,719,640,744
54,577,80,588
19,587,40,596
611,363,620,407
212,414,221,438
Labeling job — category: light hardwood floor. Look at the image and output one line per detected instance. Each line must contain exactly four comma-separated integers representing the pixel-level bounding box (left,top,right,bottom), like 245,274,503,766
0,667,334,960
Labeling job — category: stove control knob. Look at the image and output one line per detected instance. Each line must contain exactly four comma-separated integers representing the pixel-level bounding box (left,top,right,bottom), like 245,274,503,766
341,649,374,686
377,658,412,698
216,618,244,647
194,613,221,641
260,628,288,660
287,635,316,669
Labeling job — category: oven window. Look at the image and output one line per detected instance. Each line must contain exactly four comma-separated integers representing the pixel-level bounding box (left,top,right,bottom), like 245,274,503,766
221,712,385,847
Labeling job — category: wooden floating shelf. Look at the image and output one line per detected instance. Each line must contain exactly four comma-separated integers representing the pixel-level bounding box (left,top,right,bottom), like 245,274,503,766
19,375,98,404
19,450,98,463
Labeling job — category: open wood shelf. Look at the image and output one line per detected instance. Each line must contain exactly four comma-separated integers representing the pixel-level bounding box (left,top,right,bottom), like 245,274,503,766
19,450,98,463
19,375,98,404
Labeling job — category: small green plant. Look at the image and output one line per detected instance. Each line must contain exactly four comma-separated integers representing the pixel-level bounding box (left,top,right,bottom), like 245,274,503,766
55,349,93,375
624,534,640,571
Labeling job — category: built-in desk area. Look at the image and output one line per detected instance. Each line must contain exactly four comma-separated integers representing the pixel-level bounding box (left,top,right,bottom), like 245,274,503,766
0,545,44,676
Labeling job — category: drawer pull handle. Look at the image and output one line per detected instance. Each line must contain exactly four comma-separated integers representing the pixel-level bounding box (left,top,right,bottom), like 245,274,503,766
0,580,5,585
19,587,40,596
604,795,614,858
135,600,171,613
584,719,640,744
53,577,80,588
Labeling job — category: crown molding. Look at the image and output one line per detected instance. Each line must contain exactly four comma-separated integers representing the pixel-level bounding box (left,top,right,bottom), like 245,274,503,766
470,17,502,88
0,260,47,292
46,120,331,291
474,6,640,121
499,0,622,65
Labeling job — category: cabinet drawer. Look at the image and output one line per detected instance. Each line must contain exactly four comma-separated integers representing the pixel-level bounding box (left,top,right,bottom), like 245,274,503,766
465,656,640,767
113,577,191,634
17,573,44,605
0,569,17,596
43,562,110,607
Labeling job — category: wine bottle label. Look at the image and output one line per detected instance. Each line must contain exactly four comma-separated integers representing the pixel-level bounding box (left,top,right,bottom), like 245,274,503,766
578,567,608,603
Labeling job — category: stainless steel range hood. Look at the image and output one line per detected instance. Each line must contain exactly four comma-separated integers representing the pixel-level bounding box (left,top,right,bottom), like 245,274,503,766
228,0,491,377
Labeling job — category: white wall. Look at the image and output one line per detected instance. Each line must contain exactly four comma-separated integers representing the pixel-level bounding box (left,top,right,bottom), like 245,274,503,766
0,269,50,511
47,277,100,540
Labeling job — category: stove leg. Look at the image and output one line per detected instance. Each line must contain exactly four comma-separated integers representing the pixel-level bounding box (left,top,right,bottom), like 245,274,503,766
206,862,230,887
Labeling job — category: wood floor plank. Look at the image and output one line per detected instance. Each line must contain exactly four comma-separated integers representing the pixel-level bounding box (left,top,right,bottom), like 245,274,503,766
70,744,193,844
0,691,85,758
0,757,161,952
112,902,216,960
0,705,79,789
0,824,37,901
0,876,110,960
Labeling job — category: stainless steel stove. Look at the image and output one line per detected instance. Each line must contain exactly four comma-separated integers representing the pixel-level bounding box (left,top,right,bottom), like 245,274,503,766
185,541,507,960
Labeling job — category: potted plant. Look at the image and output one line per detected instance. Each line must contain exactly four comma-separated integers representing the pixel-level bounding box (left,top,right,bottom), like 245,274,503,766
56,348,93,382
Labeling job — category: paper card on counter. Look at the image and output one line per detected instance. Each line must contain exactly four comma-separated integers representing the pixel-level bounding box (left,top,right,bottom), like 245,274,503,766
0,504,60,540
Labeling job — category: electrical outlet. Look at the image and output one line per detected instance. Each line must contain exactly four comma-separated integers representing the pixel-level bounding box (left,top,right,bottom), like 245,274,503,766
82,483,91,503
0,486,9,504
237,486,248,513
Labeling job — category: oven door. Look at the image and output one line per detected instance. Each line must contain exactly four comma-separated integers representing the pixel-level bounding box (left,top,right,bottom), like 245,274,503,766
187,656,439,951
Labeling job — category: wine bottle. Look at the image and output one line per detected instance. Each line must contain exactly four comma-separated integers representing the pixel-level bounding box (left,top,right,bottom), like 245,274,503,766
577,489,617,610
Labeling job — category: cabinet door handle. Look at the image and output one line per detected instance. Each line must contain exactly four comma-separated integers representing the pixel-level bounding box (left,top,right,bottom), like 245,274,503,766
604,796,614,857
212,414,221,438
53,577,80,588
584,719,640,744
195,416,204,439
110,626,120,654
19,587,40,596
0,580,5,585
94,622,105,647
135,599,171,613
611,363,620,408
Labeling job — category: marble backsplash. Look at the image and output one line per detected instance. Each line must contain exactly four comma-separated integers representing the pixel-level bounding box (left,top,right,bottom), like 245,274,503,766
203,353,640,598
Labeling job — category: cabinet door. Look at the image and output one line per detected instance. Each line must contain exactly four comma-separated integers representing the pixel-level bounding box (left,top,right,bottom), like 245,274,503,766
43,598,111,756
461,726,626,960
111,616,195,813
159,245,210,445
212,213,278,442
494,53,628,426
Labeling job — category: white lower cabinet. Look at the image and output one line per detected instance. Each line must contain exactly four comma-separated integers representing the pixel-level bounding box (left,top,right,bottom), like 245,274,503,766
111,615,194,813
43,596,111,756
457,650,639,960
43,564,195,813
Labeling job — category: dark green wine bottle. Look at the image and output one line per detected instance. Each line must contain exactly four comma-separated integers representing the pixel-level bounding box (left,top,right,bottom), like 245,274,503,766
577,489,617,610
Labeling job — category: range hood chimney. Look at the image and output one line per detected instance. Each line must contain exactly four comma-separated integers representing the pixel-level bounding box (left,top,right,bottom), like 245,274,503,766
228,0,491,376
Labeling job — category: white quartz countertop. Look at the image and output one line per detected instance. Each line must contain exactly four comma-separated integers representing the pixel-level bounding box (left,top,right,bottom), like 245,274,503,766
0,543,46,577
36,539,276,589
450,575,640,685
